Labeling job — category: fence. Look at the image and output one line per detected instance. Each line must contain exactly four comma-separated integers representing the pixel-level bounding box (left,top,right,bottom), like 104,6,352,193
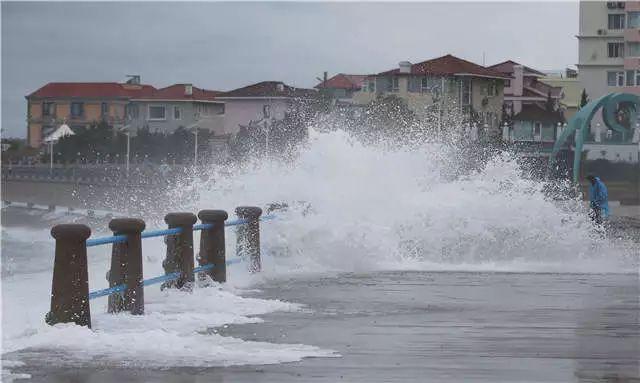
45,206,270,328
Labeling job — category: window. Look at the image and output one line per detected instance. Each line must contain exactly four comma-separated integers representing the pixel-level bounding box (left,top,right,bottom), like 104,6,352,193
487,82,498,96
42,102,55,117
148,105,166,120
125,104,139,119
368,80,375,92
608,14,625,29
391,77,399,92
628,42,640,57
504,79,511,88
421,77,429,92
461,78,472,106
534,122,542,141
607,71,625,86
627,70,640,86
608,42,625,57
628,11,640,28
101,102,109,117
70,102,84,117
173,106,182,120
263,105,270,118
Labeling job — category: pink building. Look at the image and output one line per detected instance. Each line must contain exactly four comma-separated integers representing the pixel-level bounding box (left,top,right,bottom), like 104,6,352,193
216,81,317,135
488,60,563,116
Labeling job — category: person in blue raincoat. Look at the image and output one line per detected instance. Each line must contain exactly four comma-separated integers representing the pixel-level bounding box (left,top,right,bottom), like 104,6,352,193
586,174,609,224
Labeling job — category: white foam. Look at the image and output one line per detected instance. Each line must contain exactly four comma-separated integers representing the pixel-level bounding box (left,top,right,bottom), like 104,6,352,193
168,129,638,275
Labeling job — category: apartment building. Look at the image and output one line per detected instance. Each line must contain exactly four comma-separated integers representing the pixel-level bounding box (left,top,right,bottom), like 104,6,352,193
352,54,508,132
577,0,640,109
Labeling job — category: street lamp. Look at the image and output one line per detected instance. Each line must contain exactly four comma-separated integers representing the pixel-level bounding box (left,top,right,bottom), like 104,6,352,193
187,122,199,166
119,124,131,177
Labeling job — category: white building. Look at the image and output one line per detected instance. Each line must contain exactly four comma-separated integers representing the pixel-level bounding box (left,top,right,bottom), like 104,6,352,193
577,0,640,119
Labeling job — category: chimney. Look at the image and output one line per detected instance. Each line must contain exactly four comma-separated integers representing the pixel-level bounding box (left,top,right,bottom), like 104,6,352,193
399,61,412,74
184,84,193,96
513,65,524,97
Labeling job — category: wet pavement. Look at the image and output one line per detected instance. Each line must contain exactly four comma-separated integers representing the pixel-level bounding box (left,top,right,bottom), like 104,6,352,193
12,270,640,383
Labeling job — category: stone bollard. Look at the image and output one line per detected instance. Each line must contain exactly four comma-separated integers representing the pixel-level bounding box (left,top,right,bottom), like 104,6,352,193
235,206,262,273
107,218,146,315
163,212,197,289
46,224,92,328
197,210,228,283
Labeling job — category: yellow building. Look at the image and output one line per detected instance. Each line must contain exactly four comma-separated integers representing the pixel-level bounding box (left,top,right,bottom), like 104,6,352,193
25,80,155,148
353,54,508,133
539,76,582,121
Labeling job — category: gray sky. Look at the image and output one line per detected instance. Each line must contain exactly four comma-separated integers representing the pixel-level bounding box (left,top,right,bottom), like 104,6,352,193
1,1,578,138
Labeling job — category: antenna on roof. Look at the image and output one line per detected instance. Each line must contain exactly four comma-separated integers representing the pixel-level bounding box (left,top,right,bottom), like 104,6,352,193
125,75,141,85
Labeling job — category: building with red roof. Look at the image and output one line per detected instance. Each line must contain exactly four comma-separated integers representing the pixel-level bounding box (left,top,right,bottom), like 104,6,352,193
25,77,225,147
487,60,566,146
315,74,367,100
352,54,508,133
487,60,564,116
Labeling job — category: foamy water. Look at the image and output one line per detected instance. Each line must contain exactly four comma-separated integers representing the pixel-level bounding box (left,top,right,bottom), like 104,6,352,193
2,128,638,378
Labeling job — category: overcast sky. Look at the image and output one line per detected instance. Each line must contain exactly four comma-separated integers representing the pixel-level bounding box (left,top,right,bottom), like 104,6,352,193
1,1,578,138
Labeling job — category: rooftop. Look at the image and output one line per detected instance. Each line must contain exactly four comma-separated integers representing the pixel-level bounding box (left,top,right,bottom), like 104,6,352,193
218,81,317,98
315,74,367,90
27,82,157,99
513,104,564,124
376,54,509,79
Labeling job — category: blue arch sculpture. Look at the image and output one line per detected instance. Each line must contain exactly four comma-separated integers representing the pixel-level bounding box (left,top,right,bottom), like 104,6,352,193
549,92,639,182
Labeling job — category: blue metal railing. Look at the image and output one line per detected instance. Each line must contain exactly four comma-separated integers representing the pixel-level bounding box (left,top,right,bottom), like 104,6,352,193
85,214,276,300
88,263,219,300
84,216,274,248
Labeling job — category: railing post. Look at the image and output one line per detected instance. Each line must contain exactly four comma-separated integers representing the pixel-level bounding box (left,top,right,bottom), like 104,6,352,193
46,224,92,328
197,210,228,283
235,206,262,273
107,218,146,315
163,212,197,289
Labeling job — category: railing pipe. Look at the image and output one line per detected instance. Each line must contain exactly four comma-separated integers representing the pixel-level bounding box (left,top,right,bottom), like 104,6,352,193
46,224,92,328
107,218,146,315
235,206,263,273
162,212,197,289
197,210,228,283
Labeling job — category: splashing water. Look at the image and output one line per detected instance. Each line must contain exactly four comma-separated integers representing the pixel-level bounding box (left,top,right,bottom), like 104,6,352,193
171,128,637,274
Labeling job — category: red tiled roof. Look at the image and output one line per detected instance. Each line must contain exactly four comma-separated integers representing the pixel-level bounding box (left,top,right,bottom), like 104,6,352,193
139,84,220,101
315,74,367,90
488,60,546,77
219,81,317,98
27,82,157,99
377,54,509,79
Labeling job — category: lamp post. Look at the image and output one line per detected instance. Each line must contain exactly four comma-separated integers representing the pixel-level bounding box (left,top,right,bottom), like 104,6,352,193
187,122,199,166
119,124,131,177
49,140,54,174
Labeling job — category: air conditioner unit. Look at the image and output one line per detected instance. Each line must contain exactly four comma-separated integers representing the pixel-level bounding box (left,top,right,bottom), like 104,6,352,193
607,2,617,9
597,29,607,35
